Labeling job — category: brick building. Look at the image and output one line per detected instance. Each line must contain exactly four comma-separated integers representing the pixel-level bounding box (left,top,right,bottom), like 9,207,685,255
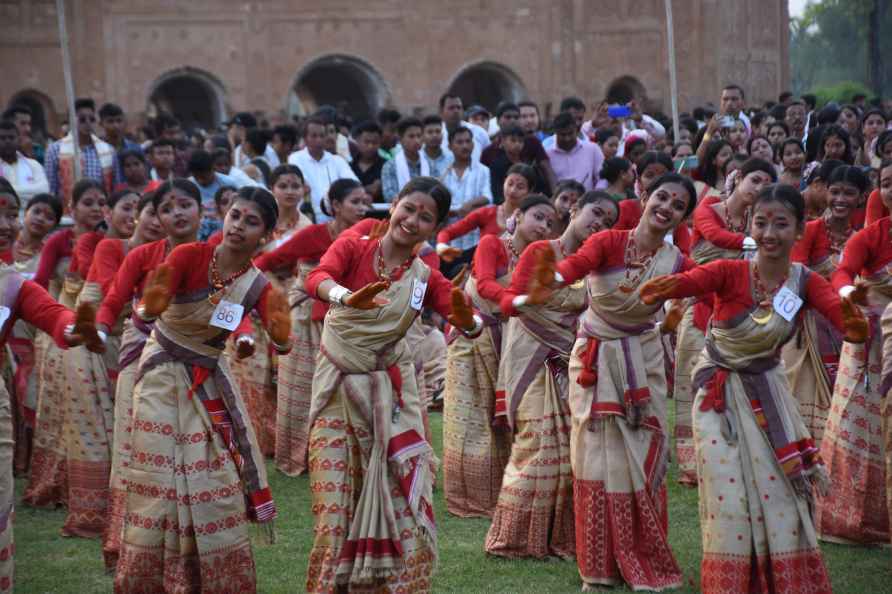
1,0,789,136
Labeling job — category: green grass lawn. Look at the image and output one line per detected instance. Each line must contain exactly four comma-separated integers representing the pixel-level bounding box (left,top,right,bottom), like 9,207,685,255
14,411,892,593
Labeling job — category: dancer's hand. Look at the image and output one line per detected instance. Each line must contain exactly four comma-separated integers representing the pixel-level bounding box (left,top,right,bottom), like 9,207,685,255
660,300,685,335
639,275,679,305
447,288,476,331
67,303,106,353
842,297,869,343
450,264,469,288
264,288,291,346
142,264,173,317
436,244,463,263
527,248,557,305
368,219,389,240
344,281,390,309
847,282,869,306
235,336,255,359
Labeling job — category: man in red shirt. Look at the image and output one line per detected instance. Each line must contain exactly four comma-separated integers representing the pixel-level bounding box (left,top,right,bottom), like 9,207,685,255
481,102,556,192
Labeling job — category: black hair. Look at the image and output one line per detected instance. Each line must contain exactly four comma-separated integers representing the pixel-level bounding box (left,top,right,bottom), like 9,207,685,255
817,124,853,163
448,126,473,144
517,100,539,114
769,104,788,121
746,135,772,156
827,165,870,195
269,164,304,188
272,124,298,146
212,147,232,166
377,108,402,126
118,148,146,172
778,91,794,103
396,117,423,137
552,179,586,200
517,193,555,213
0,121,17,133
395,176,452,224
354,120,383,137
722,84,745,99
777,138,804,165
802,94,817,110
137,192,155,214
233,186,278,231
875,130,892,159
152,178,202,211
767,121,790,139
880,159,892,179
98,103,124,119
154,113,180,135
320,178,363,217
755,184,805,223
750,111,770,130
738,157,779,184
816,104,841,126
671,142,693,158
438,93,462,111
697,139,731,187
303,117,327,135
2,104,31,119
600,157,633,184
505,163,538,191
636,151,674,178
576,190,619,219
559,96,585,112
244,128,268,155
862,108,888,127
649,172,698,217
25,193,63,224
249,158,271,187
496,102,520,118
71,179,106,206
595,128,619,144
805,159,845,186
421,115,443,128
188,150,214,174
213,185,237,209
150,138,176,153
108,188,139,209
74,98,96,112
0,179,19,208
502,125,525,139
724,153,749,176
552,111,576,131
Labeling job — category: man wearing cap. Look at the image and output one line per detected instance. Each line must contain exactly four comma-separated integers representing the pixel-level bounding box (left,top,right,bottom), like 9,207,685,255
481,102,556,191
228,112,280,169
438,93,490,163
466,105,491,135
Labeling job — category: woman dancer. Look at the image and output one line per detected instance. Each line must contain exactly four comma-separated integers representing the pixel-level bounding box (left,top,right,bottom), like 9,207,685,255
521,173,696,590
114,186,290,593
640,184,866,594
24,179,106,508
96,179,202,570
254,178,368,476
485,192,618,560
304,177,479,593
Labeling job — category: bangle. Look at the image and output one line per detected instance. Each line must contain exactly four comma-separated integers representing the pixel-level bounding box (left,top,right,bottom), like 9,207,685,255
136,303,157,322
328,284,350,305
436,242,450,255
512,295,529,309
461,314,484,338
271,337,292,353
839,285,855,299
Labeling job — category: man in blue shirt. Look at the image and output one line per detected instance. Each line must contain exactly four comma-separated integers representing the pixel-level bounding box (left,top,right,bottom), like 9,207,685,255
187,149,238,240
99,102,142,184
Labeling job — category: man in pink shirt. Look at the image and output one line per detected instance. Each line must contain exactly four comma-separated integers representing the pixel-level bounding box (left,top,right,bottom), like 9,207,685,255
545,111,604,190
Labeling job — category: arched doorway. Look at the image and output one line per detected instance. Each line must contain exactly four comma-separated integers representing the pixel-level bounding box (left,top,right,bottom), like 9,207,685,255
605,76,648,106
447,61,527,113
7,90,55,138
288,55,390,122
148,68,226,131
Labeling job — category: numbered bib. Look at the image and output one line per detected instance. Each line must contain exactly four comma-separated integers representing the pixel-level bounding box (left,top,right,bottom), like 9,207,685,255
410,278,427,311
773,286,803,322
210,300,245,331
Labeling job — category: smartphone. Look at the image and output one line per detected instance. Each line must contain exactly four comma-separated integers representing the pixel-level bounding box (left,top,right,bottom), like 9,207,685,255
608,104,632,118
720,116,736,128
674,156,698,172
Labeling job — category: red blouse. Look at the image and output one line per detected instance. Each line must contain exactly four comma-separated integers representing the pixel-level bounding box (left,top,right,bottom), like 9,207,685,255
691,195,743,251
472,234,511,305
436,205,502,245
556,229,693,285
255,223,333,272
791,218,832,268
615,199,692,254
665,259,843,331
345,217,378,238
2,280,75,348
33,228,74,288
87,238,127,296
500,240,549,316
865,189,887,226
71,231,105,279
832,217,892,290
306,235,454,319
96,239,170,328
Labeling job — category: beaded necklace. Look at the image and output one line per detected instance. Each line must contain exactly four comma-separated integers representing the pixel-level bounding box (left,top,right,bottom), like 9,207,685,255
722,200,750,234
618,232,660,293
823,215,852,256
208,247,252,305
375,240,413,282
749,261,789,324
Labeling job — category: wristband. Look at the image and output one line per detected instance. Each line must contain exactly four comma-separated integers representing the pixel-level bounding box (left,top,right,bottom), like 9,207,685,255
461,314,484,338
555,271,565,284
328,284,351,305
136,302,157,322
839,285,855,299
436,242,451,255
270,337,292,354
742,236,757,250
236,335,255,348
512,295,529,309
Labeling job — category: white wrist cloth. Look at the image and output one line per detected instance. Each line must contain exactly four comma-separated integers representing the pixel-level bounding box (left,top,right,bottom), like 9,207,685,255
436,242,451,255
554,271,565,284
236,335,255,348
328,284,351,305
839,285,856,299
742,236,757,250
462,314,483,336
512,295,529,309
64,325,107,344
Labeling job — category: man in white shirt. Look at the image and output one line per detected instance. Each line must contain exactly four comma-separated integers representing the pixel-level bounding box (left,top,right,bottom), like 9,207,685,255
438,93,490,163
288,117,358,221
720,84,751,133
0,120,49,203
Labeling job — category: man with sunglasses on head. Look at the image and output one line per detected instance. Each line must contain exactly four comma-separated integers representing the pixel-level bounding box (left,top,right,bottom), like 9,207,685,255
45,97,115,211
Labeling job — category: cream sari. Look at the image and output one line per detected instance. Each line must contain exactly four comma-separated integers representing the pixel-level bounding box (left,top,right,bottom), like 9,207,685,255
306,258,436,593
569,240,684,590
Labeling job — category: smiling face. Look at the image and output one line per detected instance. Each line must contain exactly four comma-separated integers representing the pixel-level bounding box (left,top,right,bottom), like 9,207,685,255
751,200,800,259
571,198,618,242
23,201,56,240
73,188,106,230
223,198,269,253
641,181,690,233
157,189,200,241
388,191,440,247
826,181,862,222
107,193,138,238
515,204,555,244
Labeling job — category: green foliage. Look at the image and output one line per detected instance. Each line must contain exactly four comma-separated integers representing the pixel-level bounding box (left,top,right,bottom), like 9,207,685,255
13,411,892,592
809,81,876,107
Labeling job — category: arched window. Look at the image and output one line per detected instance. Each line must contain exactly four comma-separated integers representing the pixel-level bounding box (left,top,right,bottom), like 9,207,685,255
605,76,648,106
288,55,390,122
7,89,55,139
148,68,227,131
447,61,527,113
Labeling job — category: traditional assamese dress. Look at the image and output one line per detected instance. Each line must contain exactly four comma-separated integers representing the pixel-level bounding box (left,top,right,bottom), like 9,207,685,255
114,242,277,594
24,228,86,507
303,234,456,593
0,265,76,592
561,229,687,590
96,238,172,569
484,239,580,559
819,218,892,545
255,222,336,476
662,259,838,594
786,217,846,446
443,234,512,518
